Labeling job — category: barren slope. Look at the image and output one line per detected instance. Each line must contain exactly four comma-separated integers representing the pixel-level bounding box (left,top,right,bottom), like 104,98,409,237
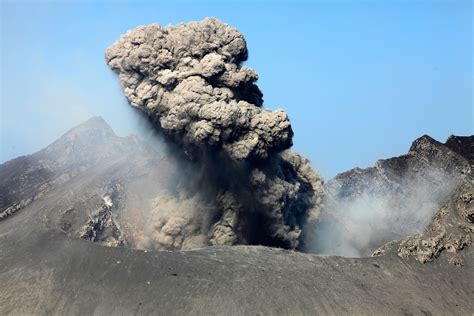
0,119,472,315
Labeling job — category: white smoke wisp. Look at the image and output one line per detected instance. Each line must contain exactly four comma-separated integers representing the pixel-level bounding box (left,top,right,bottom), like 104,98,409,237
308,168,460,257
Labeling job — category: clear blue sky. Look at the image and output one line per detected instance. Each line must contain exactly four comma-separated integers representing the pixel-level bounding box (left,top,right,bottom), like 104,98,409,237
1,0,472,178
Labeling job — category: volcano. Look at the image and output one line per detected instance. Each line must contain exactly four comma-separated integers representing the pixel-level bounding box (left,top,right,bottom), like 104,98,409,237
0,117,472,315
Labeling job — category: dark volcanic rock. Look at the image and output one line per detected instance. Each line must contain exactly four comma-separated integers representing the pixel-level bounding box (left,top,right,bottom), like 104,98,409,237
327,135,470,200
445,135,474,163
311,134,472,258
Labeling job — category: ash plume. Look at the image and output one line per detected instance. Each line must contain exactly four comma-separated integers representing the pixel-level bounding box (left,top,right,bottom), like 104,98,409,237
105,18,324,250
105,18,292,161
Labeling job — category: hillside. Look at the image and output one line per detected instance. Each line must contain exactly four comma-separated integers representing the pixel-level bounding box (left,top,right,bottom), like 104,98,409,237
0,118,472,315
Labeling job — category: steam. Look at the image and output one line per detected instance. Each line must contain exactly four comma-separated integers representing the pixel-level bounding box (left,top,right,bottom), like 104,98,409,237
105,18,324,250
307,167,461,257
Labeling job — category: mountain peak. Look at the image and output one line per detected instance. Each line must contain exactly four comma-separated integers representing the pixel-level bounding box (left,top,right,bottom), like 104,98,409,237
40,116,117,156
64,116,115,138
408,134,441,154
80,116,109,127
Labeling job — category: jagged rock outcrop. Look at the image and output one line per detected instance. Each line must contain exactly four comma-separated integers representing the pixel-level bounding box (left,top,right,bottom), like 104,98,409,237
310,135,473,258
79,196,125,247
373,136,473,265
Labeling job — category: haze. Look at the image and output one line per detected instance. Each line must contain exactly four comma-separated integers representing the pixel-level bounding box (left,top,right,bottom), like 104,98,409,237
1,0,472,178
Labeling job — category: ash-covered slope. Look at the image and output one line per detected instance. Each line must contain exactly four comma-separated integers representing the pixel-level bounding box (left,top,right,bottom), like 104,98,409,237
311,135,473,259
0,116,125,219
0,117,176,248
0,118,472,315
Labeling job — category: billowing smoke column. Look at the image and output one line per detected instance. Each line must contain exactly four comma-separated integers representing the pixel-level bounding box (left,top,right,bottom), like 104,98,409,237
105,18,324,250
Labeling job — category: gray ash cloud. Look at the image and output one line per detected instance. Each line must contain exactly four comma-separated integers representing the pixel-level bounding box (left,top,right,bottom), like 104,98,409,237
105,18,323,250
105,18,292,161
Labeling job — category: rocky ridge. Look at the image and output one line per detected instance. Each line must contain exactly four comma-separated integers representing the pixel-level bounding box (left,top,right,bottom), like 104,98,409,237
0,117,175,249
315,135,473,264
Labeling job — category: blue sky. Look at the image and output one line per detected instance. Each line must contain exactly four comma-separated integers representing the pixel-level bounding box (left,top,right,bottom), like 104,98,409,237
1,0,472,178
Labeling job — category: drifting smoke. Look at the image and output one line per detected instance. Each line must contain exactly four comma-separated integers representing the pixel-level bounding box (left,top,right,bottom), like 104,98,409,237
105,18,324,250
308,167,461,257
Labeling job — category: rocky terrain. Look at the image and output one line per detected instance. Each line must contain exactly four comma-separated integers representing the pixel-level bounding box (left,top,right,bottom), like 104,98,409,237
311,135,473,261
0,117,176,249
373,136,473,265
0,118,472,315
